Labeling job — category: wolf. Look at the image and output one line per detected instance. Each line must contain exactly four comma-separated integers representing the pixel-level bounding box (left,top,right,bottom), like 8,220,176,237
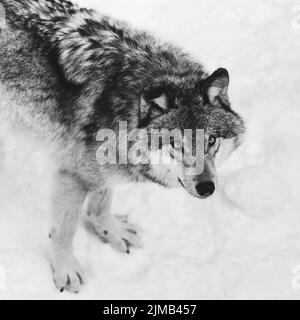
0,0,245,293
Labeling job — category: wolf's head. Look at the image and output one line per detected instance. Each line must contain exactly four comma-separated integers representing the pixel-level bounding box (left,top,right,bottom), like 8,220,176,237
127,67,245,199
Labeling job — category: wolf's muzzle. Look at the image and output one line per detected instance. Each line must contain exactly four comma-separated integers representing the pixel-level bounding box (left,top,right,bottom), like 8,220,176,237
195,181,215,198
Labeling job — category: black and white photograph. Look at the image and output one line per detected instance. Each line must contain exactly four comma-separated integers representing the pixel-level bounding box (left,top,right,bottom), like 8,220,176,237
0,0,299,301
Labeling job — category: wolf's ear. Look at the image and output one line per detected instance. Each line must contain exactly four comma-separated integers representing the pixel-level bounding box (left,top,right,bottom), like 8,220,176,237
139,92,169,126
202,68,230,108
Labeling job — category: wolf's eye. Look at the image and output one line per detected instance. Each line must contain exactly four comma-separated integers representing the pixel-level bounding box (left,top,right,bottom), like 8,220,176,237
208,135,217,147
170,139,178,149
170,137,183,150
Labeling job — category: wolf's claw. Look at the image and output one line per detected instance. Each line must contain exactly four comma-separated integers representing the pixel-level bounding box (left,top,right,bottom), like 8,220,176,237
51,252,85,293
93,214,143,253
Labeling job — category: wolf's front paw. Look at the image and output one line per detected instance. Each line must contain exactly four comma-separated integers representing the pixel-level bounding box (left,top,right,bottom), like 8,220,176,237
51,251,85,293
93,215,143,254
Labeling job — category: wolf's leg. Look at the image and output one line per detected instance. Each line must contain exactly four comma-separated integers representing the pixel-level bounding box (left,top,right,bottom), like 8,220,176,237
86,188,143,254
49,170,87,293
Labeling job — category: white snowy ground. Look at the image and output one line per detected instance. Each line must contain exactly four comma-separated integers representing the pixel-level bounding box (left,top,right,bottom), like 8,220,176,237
0,0,300,299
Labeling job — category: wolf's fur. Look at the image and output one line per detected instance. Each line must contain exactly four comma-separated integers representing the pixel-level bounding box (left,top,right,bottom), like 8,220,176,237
0,0,245,292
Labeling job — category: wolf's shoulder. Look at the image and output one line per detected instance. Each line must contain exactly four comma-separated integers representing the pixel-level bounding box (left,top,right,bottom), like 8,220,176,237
0,26,59,92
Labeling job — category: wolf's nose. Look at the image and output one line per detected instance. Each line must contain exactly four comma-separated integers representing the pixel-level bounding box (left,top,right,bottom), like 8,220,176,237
196,181,215,198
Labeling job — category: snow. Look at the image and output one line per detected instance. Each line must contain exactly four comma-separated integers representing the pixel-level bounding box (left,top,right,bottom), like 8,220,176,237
224,165,292,216
0,0,300,299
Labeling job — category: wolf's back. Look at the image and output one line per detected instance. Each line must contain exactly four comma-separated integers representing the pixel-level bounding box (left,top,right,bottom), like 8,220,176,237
1,0,78,22
0,0,89,40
